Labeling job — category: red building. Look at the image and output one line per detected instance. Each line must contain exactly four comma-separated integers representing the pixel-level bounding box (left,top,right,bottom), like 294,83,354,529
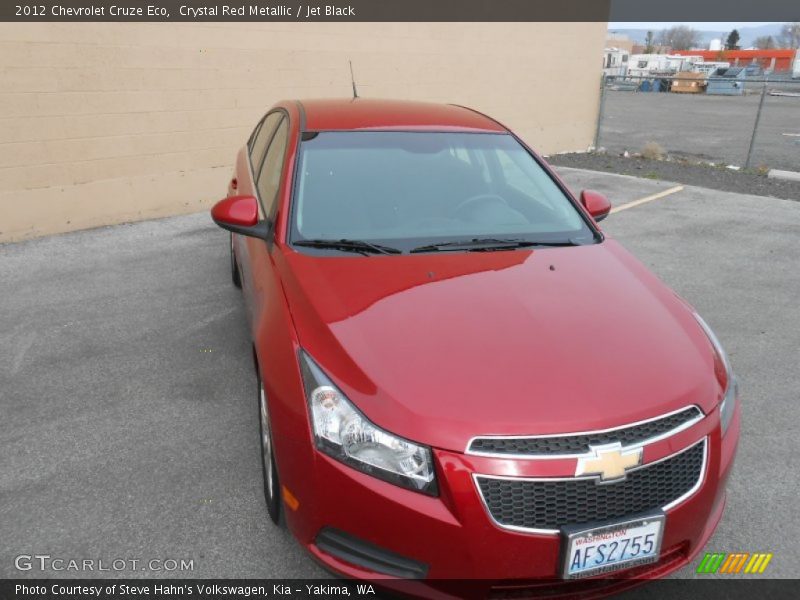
673,49,797,72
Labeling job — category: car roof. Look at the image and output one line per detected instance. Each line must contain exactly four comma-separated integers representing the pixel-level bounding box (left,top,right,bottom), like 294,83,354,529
296,98,508,133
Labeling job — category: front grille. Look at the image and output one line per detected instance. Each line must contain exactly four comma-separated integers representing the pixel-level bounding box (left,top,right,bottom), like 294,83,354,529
468,406,703,456
476,439,706,532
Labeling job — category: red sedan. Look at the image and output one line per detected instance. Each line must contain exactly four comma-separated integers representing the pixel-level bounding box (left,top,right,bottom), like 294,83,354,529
210,99,740,595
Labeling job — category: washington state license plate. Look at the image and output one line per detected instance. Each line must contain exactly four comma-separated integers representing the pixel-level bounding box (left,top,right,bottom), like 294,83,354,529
561,513,665,579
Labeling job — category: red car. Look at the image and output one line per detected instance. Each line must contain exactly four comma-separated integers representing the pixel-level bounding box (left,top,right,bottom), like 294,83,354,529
210,99,740,596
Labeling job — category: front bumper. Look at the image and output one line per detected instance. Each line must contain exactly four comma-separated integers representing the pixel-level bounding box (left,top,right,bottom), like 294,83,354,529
284,402,740,595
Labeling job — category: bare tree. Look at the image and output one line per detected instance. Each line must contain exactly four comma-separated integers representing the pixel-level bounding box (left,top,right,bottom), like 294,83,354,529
657,26,701,51
778,23,800,48
754,35,776,49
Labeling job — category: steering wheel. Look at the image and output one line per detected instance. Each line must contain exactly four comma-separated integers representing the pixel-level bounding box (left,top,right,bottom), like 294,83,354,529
453,194,509,218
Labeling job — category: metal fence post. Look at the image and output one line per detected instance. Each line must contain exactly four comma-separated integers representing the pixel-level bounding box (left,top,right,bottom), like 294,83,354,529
745,82,768,170
593,73,607,151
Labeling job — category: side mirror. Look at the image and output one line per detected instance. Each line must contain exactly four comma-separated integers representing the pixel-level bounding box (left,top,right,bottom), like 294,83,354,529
580,190,612,222
210,196,269,238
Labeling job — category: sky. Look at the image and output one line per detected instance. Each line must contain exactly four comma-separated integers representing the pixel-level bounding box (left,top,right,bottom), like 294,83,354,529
608,22,777,30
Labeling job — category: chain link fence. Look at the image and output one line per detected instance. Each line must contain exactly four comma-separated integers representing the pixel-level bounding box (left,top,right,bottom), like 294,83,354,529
595,74,800,173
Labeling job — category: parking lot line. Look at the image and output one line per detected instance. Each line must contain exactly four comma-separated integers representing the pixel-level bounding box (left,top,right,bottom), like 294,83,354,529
610,185,684,214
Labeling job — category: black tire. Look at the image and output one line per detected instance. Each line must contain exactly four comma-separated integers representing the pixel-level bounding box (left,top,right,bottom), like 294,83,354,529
257,373,281,524
230,233,242,289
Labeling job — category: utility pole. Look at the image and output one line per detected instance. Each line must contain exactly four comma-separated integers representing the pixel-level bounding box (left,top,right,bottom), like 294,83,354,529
745,83,767,169
594,74,607,151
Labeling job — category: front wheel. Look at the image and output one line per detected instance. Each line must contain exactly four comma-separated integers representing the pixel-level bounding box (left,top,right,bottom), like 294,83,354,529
257,375,281,524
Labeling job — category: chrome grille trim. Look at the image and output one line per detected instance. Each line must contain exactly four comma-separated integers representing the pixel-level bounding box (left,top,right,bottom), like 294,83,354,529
466,405,704,459
473,437,708,535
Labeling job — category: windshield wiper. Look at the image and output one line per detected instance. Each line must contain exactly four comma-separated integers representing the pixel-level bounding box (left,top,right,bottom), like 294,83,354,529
410,237,583,253
294,238,402,255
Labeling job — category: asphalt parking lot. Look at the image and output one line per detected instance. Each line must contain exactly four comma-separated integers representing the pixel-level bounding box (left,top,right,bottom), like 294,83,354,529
599,89,800,171
1,167,798,583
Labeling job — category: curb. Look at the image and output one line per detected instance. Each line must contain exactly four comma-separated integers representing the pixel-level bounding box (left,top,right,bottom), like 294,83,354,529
767,169,800,183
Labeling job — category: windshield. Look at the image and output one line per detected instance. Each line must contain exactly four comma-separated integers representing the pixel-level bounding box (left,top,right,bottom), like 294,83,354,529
290,131,597,253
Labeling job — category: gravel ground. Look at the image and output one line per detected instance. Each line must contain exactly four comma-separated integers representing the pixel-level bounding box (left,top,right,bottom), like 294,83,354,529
594,89,800,171
547,152,800,202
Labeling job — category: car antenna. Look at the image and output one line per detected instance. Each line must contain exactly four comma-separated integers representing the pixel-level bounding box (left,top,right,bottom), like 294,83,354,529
349,60,359,99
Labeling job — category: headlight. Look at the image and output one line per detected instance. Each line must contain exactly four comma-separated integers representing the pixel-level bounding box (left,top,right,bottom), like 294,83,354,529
694,314,738,434
298,350,437,495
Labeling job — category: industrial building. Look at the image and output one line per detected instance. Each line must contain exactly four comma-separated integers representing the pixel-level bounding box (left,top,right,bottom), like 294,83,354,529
672,49,798,73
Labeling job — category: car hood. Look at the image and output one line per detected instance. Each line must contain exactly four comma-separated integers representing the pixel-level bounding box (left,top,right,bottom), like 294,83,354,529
279,240,717,452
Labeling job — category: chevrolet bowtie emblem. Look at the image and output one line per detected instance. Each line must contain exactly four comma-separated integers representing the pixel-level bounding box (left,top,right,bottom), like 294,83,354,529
575,443,643,483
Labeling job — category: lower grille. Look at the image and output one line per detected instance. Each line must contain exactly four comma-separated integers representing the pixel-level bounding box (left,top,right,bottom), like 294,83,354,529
315,527,428,578
476,438,706,532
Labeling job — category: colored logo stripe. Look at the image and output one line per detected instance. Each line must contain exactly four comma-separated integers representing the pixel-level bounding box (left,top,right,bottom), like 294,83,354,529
745,553,773,574
733,553,751,573
698,553,773,574
695,553,711,573
719,553,749,573
697,553,726,573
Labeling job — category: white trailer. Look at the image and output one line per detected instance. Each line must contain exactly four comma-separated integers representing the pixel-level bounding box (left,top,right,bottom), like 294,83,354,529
626,54,703,78
666,55,703,72
602,48,630,77
626,54,671,77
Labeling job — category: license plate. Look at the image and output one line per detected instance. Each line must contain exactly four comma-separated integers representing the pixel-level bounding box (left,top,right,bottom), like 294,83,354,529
561,513,665,579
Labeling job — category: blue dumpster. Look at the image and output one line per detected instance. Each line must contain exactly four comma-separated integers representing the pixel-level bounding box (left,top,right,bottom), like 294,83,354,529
706,67,746,96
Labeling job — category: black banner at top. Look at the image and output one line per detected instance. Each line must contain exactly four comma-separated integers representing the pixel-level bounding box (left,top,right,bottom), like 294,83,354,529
1,0,799,22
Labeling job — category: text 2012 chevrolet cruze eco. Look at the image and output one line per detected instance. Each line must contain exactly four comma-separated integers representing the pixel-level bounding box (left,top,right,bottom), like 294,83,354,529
210,99,740,595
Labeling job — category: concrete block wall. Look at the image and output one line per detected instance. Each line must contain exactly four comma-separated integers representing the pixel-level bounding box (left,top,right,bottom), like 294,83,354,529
0,22,606,242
